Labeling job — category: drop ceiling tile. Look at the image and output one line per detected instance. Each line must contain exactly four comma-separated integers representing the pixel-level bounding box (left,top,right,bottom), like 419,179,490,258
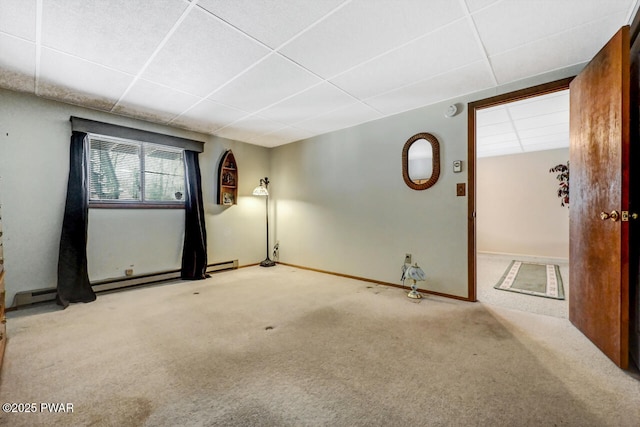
509,89,569,106
473,0,630,55
513,111,568,131
331,19,482,99
212,128,255,143
476,87,571,157
1,0,632,149
170,98,249,134
477,132,519,146
143,7,270,97
506,90,568,120
208,54,321,111
41,0,188,74
366,62,494,116
464,0,502,13
476,105,509,126
280,0,464,78
252,126,314,147
478,139,521,151
518,123,569,143
38,48,133,111
197,0,345,49
0,0,37,41
260,82,355,124
518,124,568,139
112,79,202,124
245,134,287,147
522,140,570,152
295,102,382,134
488,12,621,85
215,115,285,142
0,34,35,92
520,133,569,148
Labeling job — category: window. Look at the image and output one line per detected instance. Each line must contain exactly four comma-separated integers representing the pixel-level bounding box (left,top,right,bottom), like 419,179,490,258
88,134,185,207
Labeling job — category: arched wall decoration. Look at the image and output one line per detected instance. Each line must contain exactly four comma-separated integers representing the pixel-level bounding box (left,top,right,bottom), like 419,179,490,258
402,132,441,190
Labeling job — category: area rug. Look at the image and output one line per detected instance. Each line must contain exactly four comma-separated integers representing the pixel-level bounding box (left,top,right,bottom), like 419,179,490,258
494,260,565,300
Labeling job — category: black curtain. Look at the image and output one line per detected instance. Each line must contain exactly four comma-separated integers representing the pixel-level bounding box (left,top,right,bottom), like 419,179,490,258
181,150,208,279
56,131,96,308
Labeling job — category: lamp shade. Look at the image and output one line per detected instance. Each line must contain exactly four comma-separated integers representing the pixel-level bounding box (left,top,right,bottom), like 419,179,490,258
253,185,268,196
406,264,426,281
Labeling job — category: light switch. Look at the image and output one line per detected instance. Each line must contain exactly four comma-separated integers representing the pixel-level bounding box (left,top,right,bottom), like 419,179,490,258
457,183,466,196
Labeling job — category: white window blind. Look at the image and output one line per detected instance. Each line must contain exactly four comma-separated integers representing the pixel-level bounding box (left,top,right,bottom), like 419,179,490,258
90,138,141,201
88,135,185,205
144,144,185,202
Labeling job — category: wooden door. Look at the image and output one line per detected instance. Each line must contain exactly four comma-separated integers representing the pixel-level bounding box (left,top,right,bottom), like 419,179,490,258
630,28,640,370
569,26,630,369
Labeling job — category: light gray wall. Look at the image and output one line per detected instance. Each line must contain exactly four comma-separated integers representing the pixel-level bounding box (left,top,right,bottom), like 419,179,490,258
0,65,582,305
0,88,270,306
271,105,469,296
270,66,582,299
477,148,570,259
200,136,272,266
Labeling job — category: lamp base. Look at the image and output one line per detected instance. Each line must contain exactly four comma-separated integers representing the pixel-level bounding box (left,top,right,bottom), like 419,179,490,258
407,289,422,299
260,258,276,267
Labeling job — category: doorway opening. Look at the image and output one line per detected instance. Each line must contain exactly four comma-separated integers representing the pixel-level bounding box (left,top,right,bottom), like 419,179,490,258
468,78,572,318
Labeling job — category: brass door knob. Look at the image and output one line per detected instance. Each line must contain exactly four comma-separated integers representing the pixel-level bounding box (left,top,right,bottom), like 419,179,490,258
600,210,620,222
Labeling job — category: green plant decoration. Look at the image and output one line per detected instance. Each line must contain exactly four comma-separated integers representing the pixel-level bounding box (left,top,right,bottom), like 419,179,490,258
549,161,569,207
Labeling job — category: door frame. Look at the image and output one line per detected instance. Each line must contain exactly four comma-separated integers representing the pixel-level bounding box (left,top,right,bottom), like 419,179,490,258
466,77,574,302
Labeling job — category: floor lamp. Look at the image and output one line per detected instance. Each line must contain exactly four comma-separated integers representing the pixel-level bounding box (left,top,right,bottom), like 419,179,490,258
253,177,276,267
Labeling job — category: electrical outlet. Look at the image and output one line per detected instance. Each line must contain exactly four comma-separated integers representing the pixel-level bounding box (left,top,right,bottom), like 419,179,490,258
404,253,412,264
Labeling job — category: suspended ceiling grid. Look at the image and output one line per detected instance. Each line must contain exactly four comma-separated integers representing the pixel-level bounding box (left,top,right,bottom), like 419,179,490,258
0,0,635,147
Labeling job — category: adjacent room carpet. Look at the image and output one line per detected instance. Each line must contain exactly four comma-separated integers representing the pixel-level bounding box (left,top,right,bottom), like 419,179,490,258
494,260,565,300
0,266,638,426
476,252,568,318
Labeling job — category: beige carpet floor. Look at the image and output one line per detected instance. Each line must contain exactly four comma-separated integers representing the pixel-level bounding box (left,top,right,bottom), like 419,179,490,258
0,266,638,426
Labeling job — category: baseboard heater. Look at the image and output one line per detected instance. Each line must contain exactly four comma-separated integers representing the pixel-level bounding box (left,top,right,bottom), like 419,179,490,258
11,260,238,308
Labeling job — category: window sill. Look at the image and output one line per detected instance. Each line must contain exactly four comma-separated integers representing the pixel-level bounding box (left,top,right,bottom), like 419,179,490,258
89,202,185,209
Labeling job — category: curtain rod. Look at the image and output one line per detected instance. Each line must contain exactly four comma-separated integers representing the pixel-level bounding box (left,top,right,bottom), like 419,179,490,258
70,116,205,153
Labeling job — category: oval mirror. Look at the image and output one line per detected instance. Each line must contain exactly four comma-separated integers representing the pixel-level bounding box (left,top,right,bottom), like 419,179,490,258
402,132,440,190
